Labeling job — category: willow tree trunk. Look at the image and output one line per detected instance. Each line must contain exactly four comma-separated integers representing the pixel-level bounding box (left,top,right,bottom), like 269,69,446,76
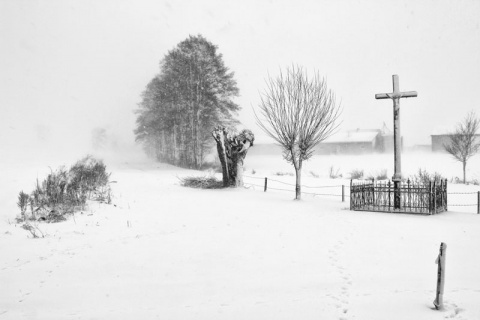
212,127,254,187
294,161,302,200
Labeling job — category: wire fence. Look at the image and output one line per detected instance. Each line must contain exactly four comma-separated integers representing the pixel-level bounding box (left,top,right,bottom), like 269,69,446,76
243,175,480,214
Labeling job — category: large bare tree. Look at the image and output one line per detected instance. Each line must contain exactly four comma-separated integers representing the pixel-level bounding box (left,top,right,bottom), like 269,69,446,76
444,111,480,183
255,66,341,200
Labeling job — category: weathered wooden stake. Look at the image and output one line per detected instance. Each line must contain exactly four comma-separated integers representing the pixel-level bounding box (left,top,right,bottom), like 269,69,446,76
477,191,480,214
342,185,345,202
434,242,447,310
264,177,268,192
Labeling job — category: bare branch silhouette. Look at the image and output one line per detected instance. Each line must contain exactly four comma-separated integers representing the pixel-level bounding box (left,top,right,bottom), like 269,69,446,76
254,66,341,199
444,111,480,183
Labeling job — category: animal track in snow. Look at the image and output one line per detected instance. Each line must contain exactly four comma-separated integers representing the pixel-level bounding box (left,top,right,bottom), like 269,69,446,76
327,237,353,320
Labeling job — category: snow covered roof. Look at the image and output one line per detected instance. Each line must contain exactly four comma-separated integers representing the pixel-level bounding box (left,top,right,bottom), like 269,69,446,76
323,129,380,144
431,126,454,135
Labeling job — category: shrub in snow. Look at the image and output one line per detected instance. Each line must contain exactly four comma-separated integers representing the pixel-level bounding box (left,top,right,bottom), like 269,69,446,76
180,175,223,189
349,169,363,180
16,155,112,223
409,168,445,186
376,169,388,180
17,191,29,221
329,166,342,179
310,171,319,178
274,171,294,177
366,169,388,181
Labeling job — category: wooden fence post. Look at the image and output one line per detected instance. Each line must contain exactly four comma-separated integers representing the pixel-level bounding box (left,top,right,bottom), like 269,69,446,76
264,177,268,192
371,179,375,207
349,180,353,210
477,191,480,214
433,242,447,310
342,185,345,202
445,179,448,212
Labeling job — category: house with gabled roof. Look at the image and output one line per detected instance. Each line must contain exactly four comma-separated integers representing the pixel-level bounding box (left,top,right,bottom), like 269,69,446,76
315,123,399,154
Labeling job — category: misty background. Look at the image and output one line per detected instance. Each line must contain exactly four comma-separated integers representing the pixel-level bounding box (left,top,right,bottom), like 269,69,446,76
1,0,479,158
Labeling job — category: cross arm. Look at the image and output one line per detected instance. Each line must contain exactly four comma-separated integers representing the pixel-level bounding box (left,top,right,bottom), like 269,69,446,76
375,93,391,99
375,91,418,100
399,91,417,98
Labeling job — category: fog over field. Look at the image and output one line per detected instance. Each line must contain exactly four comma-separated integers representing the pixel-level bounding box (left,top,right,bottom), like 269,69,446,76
1,0,480,151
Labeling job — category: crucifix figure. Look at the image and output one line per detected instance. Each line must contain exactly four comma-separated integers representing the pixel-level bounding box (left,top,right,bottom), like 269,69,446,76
375,75,417,209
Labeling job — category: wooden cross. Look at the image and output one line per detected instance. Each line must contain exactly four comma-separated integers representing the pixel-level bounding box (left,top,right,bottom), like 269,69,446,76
376,75,417,209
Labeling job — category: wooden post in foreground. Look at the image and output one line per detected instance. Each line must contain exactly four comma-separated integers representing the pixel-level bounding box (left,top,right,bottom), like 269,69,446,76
434,242,447,310
477,191,479,214
264,177,268,192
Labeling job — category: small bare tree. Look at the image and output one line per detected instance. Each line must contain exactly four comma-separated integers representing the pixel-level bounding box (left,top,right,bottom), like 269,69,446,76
255,66,341,200
444,111,480,183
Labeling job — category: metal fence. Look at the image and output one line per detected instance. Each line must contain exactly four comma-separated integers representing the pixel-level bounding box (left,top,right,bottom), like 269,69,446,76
350,180,447,214
243,175,480,214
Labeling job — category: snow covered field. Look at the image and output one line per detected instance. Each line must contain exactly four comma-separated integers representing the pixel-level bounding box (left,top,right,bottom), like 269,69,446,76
1,149,480,319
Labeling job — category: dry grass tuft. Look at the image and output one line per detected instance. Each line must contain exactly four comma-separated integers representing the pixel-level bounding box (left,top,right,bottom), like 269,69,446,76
179,176,224,189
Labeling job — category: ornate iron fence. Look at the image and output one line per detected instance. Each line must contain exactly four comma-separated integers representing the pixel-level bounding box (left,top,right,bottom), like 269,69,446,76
350,179,448,214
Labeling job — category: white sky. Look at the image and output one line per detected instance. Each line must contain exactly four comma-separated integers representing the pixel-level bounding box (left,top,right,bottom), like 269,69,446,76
1,0,479,149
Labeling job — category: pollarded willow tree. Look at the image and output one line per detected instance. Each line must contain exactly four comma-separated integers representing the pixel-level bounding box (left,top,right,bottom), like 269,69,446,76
444,111,480,184
212,127,255,187
255,66,341,200
134,35,240,169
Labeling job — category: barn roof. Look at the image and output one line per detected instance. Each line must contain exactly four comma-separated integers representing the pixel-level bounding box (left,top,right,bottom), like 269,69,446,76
323,129,380,144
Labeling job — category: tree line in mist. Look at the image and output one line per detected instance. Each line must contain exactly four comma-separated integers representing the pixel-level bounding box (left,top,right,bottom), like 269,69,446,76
134,35,240,169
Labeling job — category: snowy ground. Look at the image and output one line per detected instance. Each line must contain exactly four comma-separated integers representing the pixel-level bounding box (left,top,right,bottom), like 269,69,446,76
1,149,480,319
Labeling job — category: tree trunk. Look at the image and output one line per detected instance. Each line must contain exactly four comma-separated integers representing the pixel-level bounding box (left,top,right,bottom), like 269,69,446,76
235,160,244,187
214,130,230,187
212,128,254,188
463,160,467,184
294,160,302,200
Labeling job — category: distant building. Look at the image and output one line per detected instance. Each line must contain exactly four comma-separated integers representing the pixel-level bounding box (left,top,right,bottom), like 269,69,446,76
316,124,400,155
431,134,480,152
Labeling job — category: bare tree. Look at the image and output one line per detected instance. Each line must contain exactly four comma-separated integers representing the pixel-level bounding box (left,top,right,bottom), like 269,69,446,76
444,111,480,183
255,66,341,200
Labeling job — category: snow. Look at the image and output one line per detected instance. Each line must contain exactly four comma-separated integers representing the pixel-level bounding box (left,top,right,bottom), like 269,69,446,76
1,149,480,319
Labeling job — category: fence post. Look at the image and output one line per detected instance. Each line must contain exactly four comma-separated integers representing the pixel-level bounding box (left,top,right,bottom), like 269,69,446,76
440,180,444,212
342,185,345,202
429,181,432,214
433,242,447,310
349,180,352,210
445,179,448,212
407,179,411,211
264,177,268,192
434,180,437,215
388,181,391,209
477,191,480,214
372,179,375,207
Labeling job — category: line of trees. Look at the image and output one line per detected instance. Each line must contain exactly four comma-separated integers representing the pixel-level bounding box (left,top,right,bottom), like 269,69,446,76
134,35,240,169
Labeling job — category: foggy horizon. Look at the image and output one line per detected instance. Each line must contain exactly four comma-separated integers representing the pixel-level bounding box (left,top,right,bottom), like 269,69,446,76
1,0,479,155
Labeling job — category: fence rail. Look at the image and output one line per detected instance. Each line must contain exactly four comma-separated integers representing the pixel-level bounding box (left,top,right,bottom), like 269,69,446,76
243,175,480,214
